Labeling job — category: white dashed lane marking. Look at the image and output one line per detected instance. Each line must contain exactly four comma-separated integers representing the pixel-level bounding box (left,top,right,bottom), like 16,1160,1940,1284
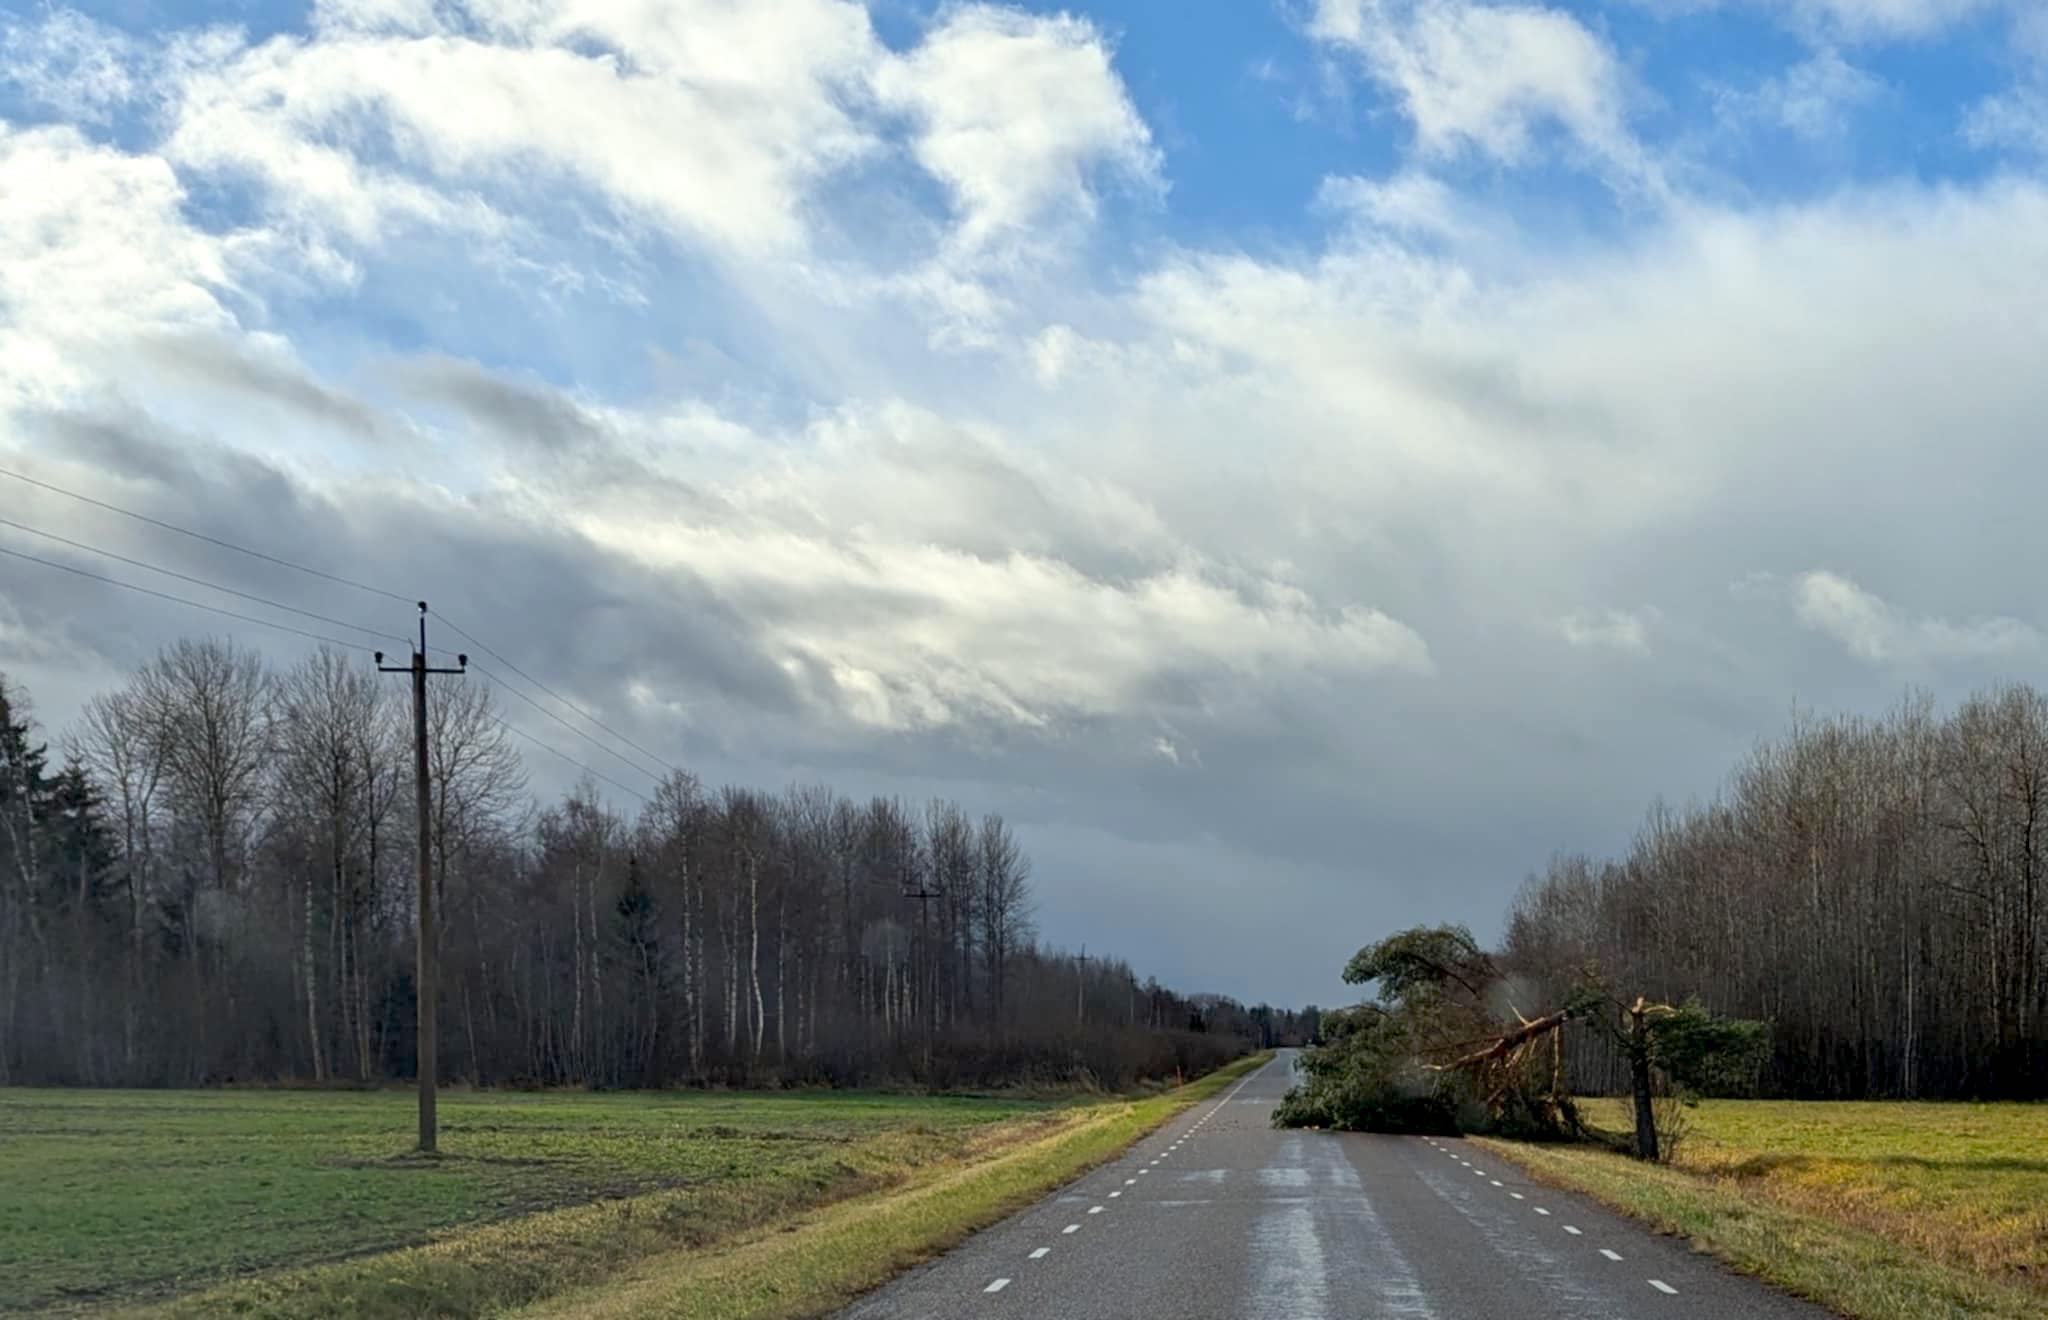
1062,1224,1080,1235
1029,1248,1050,1260
1599,1249,1623,1261
985,1278,1010,1293
1490,1180,1503,1187
1564,1226,1583,1236
1088,1206,1104,1215
1650,1280,1678,1295
1510,1192,1524,1200
1125,1179,1136,1185
1535,1208,1551,1216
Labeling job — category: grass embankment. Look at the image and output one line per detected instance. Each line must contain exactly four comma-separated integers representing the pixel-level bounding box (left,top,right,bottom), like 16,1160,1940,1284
1474,1097,2048,1320
3,1054,1266,1318
525,1052,1269,1320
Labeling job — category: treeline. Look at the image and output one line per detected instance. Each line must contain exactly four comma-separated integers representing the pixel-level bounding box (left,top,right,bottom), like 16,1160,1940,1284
1502,686,2048,1100
0,639,1301,1090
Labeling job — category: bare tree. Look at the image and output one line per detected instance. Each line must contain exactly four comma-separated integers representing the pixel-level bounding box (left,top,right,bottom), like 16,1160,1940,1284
977,814,1032,1028
145,640,272,898
273,648,387,1082
75,688,166,1074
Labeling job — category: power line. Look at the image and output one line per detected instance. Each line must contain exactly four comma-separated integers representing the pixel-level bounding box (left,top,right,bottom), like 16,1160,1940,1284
1,461,680,783
487,715,650,804
3,543,650,807
468,661,662,785
437,614,680,776
0,544,370,652
0,463,412,604
0,516,412,649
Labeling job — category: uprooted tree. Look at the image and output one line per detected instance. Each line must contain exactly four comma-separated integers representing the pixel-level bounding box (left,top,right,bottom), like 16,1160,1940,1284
1275,924,1768,1160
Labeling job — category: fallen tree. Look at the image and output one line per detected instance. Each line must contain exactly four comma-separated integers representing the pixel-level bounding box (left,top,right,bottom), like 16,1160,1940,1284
1277,924,1768,1160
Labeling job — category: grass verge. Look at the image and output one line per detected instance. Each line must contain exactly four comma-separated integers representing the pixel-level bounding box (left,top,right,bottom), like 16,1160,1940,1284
1475,1106,2046,1320
105,1055,1265,1319
521,1052,1272,1320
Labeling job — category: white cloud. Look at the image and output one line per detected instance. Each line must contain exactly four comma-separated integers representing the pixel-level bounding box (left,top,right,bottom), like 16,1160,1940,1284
1782,0,2004,40
170,1,1156,269
1318,169,1484,242
159,2,883,258
1965,88,2048,156
0,10,138,123
1792,571,2038,663
1309,0,1646,182
1626,0,2010,42
1559,609,1654,656
1029,324,1083,386
2019,9,2048,65
875,6,1157,254
1722,49,1885,140
1,1,1158,361
553,402,1434,732
0,123,244,410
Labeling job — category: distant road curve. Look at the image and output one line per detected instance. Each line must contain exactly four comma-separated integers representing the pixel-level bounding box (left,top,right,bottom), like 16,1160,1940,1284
836,1049,1830,1319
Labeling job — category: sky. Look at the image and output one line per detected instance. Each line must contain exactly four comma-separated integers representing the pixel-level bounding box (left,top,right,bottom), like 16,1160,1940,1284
4,0,2047,1009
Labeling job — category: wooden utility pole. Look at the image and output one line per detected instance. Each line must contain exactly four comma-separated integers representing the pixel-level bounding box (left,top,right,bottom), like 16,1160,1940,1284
377,603,466,1153
903,874,941,1080
1076,946,1092,1025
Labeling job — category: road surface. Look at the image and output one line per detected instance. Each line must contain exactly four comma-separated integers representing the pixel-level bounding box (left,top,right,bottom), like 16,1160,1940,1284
838,1050,1828,1319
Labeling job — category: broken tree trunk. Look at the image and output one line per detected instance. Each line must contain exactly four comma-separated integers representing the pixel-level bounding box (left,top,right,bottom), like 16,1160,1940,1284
1428,1007,1576,1072
1629,996,1659,1162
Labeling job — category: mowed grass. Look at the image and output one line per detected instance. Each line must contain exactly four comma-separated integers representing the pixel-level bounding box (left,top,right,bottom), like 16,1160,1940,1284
0,1085,1047,1314
1476,1097,2048,1320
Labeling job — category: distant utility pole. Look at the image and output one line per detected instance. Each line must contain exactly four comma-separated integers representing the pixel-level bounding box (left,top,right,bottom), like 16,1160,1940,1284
902,871,942,1079
1076,946,1092,1025
377,603,466,1154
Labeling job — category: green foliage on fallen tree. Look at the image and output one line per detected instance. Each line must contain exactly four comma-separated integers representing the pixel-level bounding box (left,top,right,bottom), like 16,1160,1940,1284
1647,996,1772,1096
1272,1004,1457,1133
1279,924,1769,1157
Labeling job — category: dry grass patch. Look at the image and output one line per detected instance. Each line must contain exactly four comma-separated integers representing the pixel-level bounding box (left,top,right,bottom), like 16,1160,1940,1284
1579,1097,2048,1286
1477,1096,2048,1320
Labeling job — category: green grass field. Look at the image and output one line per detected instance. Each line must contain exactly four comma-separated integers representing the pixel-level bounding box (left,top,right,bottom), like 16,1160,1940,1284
1,1059,1271,1318
1477,1097,2048,1320
0,1085,1048,1314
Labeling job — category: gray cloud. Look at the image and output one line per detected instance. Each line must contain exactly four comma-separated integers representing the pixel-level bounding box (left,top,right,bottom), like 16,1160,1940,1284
136,333,384,439
385,353,607,453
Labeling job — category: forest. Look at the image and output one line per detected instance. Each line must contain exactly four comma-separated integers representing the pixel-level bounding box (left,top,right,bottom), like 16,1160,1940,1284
0,639,1307,1091
1502,687,2048,1101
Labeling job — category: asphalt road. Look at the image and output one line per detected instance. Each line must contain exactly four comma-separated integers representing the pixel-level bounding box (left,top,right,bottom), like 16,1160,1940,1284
838,1050,1830,1319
